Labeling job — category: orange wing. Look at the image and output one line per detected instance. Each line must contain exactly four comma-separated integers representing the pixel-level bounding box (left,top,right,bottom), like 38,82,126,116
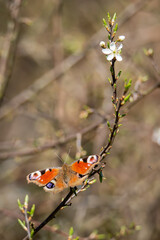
27,168,60,186
71,155,100,175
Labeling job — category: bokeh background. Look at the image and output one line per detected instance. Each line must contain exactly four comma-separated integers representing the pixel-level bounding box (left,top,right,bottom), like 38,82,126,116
0,0,160,239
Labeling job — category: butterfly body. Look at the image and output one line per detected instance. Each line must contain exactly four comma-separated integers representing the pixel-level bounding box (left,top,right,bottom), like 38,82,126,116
27,155,100,193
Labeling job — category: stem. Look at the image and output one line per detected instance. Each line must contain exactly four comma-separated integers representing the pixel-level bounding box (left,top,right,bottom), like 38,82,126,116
24,207,31,239
32,188,74,237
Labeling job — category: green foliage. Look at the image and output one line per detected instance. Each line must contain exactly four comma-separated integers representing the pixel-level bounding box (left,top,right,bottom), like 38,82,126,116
117,70,122,79
28,204,35,217
69,227,74,237
18,219,27,231
30,228,35,238
107,12,111,22
108,77,111,84
124,93,131,103
114,23,118,33
17,195,35,239
99,170,103,183
97,233,106,239
112,13,117,24
17,199,23,211
103,18,107,27
124,78,132,92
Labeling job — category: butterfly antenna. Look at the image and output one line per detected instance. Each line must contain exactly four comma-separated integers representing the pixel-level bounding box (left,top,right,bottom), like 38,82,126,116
64,146,72,164
54,152,64,164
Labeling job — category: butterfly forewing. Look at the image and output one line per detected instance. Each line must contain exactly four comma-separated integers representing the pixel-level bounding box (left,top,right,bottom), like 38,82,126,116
27,168,60,186
71,155,100,175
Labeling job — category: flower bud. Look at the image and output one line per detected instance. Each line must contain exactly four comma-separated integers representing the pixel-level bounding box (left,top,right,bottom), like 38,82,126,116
99,41,106,48
118,35,125,41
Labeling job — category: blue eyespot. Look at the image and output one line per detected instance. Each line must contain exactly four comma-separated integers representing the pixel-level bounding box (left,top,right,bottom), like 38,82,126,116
46,182,55,189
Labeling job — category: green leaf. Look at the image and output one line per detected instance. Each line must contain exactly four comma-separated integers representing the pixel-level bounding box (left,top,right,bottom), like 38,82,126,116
99,170,103,183
103,18,107,27
98,234,106,239
108,77,111,84
124,79,132,92
17,199,23,210
113,23,118,32
30,204,35,217
124,93,131,103
121,113,126,118
31,228,35,237
107,121,110,128
107,12,111,22
117,70,122,78
69,227,74,237
108,35,111,40
112,13,117,24
25,195,29,205
24,195,29,208
73,237,79,240
18,219,27,231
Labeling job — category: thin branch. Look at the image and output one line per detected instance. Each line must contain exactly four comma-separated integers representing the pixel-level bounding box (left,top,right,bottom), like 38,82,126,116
127,82,160,110
0,79,159,161
0,119,106,160
24,207,31,239
0,208,69,238
22,15,130,239
0,0,148,120
32,188,74,237
0,0,23,105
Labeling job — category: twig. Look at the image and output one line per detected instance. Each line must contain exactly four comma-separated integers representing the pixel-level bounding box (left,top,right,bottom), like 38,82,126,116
24,207,31,239
0,0,148,120
0,0,23,105
0,119,105,160
127,82,160,110
23,13,126,239
0,208,69,238
0,79,159,161
31,188,74,237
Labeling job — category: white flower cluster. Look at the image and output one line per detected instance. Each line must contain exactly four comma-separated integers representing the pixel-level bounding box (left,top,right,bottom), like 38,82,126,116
100,36,125,62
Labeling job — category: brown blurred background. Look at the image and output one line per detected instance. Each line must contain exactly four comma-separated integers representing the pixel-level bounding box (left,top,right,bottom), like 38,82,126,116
0,0,160,239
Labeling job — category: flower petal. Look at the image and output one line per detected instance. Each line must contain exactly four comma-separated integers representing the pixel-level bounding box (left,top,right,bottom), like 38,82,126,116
118,36,125,41
116,54,122,61
117,44,123,51
102,48,112,55
107,53,114,61
110,42,116,51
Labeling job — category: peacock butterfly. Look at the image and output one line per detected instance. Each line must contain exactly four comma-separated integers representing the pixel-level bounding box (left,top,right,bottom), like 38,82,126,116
26,155,100,193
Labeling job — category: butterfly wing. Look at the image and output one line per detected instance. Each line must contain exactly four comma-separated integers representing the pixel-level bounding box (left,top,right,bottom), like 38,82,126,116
71,155,100,175
27,168,60,187
69,155,100,187
26,155,100,193
27,167,68,193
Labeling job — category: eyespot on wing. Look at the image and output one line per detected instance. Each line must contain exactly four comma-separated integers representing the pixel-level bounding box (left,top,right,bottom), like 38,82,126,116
26,168,60,186
71,155,100,175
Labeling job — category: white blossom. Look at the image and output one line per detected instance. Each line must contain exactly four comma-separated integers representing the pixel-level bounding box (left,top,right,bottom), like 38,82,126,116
102,42,123,61
118,35,125,41
99,41,106,48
